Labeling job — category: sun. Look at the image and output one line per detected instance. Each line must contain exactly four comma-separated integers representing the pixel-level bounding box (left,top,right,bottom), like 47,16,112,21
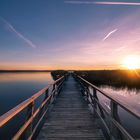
123,55,140,70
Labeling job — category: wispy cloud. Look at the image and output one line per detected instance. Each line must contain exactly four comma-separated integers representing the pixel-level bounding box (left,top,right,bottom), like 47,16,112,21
103,29,118,41
0,17,36,48
65,1,140,6
95,1,140,6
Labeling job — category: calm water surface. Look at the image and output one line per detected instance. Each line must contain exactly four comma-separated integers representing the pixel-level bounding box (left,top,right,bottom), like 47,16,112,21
99,86,140,138
0,72,53,115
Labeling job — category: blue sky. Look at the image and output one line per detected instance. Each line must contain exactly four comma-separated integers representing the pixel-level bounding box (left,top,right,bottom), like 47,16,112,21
0,0,140,70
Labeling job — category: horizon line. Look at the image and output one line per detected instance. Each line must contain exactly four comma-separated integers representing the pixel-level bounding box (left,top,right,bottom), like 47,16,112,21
0,69,139,71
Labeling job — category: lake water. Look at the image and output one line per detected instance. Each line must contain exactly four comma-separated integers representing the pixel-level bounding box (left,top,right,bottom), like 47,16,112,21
0,72,54,139
0,72,53,115
99,86,140,138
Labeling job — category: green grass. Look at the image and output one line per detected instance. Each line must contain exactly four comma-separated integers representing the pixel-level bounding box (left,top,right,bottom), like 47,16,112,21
75,70,140,89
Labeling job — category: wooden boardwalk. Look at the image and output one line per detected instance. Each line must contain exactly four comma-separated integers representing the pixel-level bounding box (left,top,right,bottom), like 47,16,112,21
0,74,139,140
37,75,105,140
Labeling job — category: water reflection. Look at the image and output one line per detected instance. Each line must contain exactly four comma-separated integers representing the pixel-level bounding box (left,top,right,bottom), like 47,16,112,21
98,86,140,138
100,86,140,112
0,72,52,82
0,72,53,115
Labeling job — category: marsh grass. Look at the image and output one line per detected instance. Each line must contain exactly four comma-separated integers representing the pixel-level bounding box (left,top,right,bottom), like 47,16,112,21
75,70,140,89
51,70,67,80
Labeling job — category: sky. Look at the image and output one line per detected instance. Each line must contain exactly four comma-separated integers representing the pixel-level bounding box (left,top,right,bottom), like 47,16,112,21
0,0,140,70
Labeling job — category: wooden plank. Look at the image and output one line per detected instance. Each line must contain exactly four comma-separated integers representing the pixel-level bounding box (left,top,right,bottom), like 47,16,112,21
37,75,105,140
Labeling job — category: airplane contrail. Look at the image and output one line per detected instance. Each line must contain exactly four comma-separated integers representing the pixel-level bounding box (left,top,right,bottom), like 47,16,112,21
103,29,118,41
0,17,36,48
95,1,140,6
65,1,140,6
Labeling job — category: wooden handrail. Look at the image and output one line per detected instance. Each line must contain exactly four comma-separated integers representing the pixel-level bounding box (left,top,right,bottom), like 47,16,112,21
77,75,140,119
75,74,140,140
0,75,66,139
0,98,32,127
31,76,64,100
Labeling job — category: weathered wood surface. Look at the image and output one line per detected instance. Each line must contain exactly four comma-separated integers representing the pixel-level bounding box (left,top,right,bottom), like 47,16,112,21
37,75,105,140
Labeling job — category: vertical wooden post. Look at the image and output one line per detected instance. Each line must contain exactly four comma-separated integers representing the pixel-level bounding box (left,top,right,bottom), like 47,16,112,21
26,101,34,138
45,89,49,99
85,86,88,102
53,84,55,90
44,89,49,100
93,88,97,116
110,100,116,140
51,84,55,103
53,84,55,96
110,101,122,140
55,83,58,96
84,84,87,98
53,83,57,101
111,101,118,120
45,89,49,107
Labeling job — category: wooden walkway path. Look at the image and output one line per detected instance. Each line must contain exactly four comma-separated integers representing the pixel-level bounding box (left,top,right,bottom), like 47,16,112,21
37,75,105,140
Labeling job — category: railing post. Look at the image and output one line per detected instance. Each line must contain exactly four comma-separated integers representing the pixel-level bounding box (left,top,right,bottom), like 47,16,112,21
53,83,58,100
93,88,97,116
26,101,34,139
110,101,122,140
111,101,118,120
57,80,61,94
93,88,106,121
55,83,58,96
53,84,55,91
79,79,85,97
45,89,49,99
43,89,49,110
45,89,50,106
50,84,55,103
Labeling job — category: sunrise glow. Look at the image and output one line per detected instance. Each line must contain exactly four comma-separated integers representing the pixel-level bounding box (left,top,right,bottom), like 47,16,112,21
123,55,140,70
0,1,140,70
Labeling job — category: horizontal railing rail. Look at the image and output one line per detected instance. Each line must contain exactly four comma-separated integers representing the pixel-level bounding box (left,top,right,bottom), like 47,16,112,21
0,75,66,140
74,74,140,140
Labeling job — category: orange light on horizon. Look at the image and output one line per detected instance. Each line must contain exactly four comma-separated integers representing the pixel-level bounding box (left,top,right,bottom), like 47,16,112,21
122,55,140,70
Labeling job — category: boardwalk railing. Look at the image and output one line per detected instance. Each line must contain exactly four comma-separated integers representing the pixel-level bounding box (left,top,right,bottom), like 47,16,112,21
0,75,66,140
75,74,140,140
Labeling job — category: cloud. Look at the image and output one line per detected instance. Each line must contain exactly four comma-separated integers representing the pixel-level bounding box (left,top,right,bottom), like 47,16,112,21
65,1,94,4
95,1,140,6
65,1,140,6
103,29,118,41
0,17,36,48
